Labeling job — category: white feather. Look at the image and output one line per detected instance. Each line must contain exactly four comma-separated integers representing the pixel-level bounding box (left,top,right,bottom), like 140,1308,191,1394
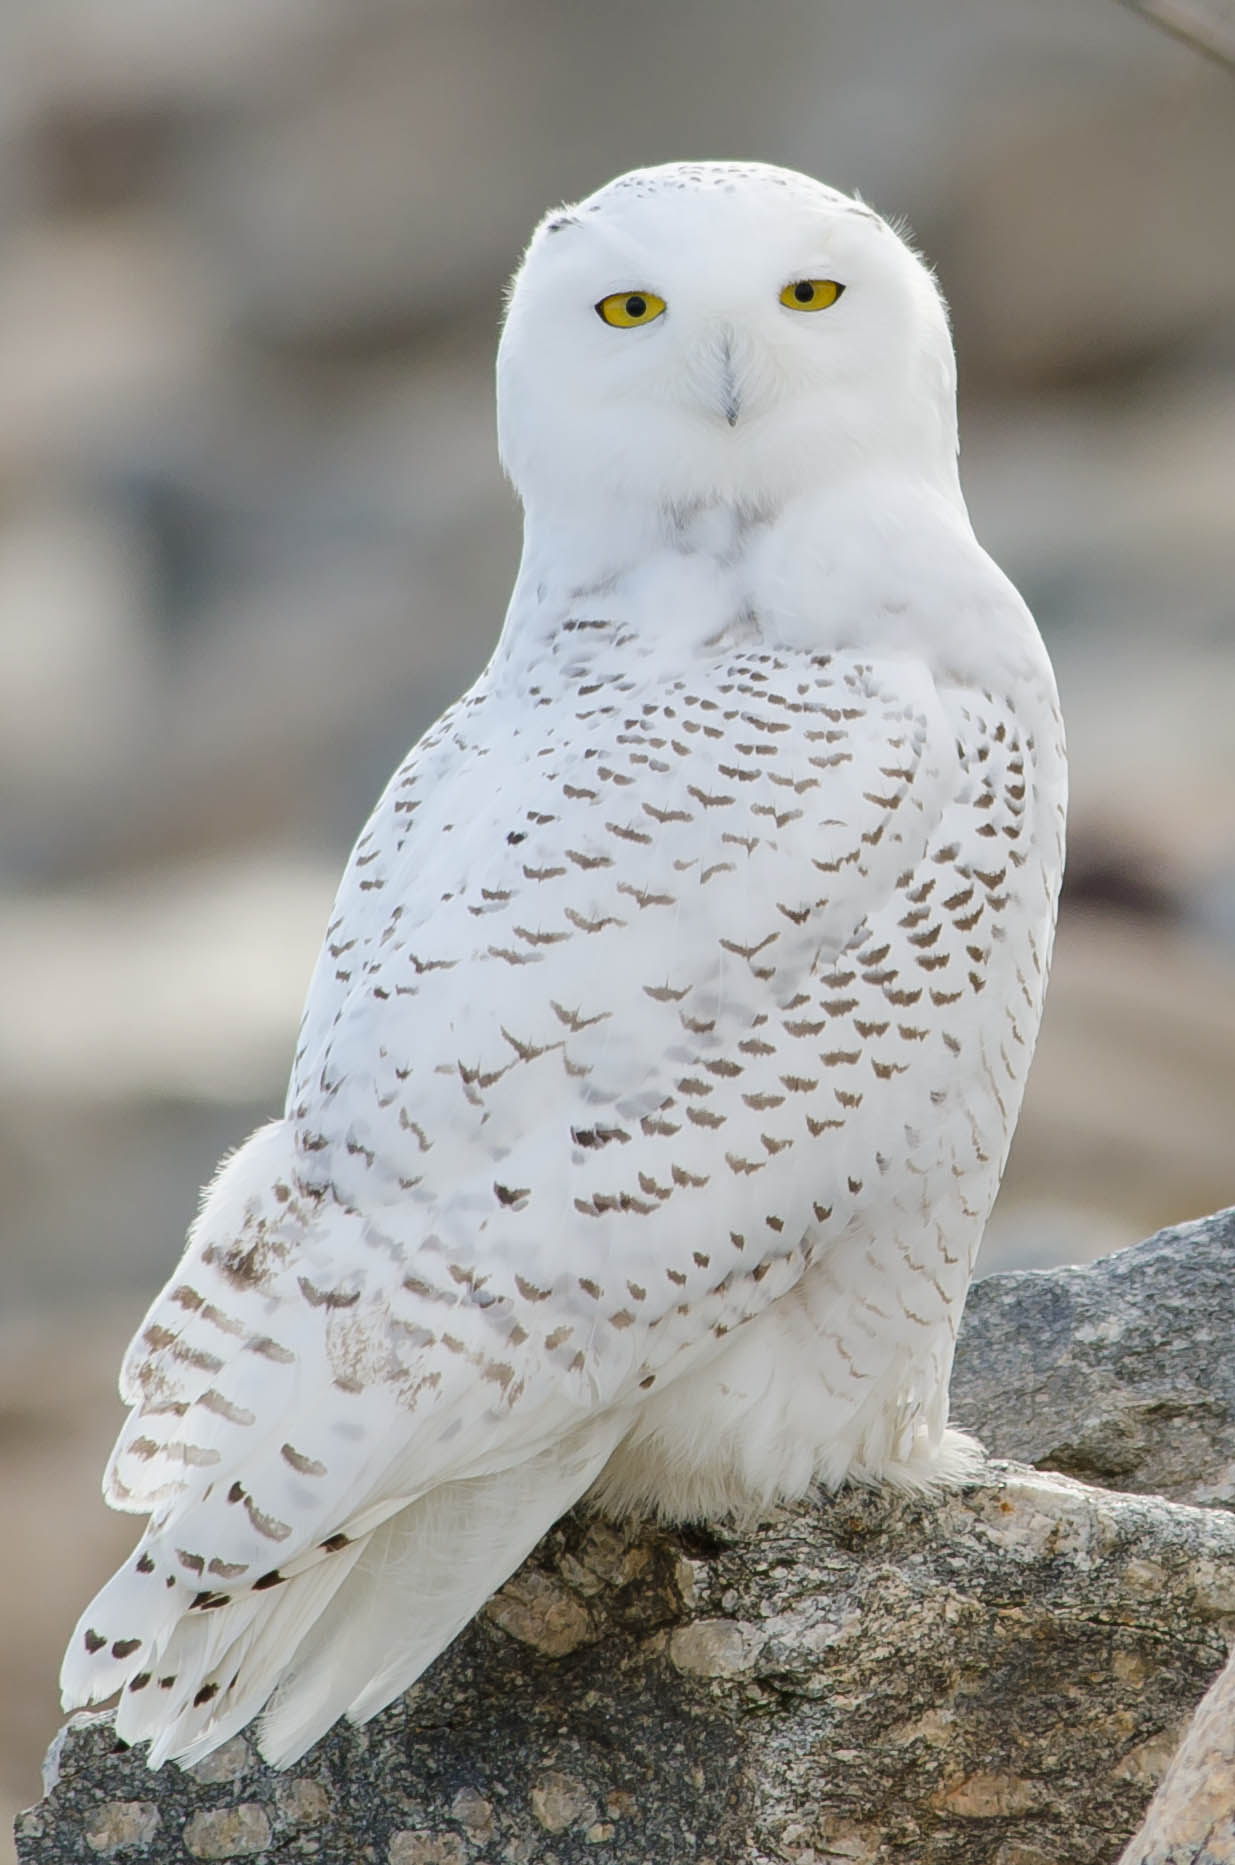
61,160,1066,1767
257,1419,623,1767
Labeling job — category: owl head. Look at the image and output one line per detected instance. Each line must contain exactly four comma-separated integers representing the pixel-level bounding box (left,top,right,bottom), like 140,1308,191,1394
497,162,962,527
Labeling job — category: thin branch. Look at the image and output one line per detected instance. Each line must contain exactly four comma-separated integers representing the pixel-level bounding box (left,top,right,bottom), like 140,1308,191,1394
1114,0,1235,71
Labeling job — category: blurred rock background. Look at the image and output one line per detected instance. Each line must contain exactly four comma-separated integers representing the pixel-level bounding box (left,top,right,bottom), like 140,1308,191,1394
1,0,1232,1846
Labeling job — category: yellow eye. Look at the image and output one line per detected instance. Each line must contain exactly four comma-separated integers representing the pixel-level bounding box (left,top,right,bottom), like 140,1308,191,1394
595,291,667,328
780,279,844,312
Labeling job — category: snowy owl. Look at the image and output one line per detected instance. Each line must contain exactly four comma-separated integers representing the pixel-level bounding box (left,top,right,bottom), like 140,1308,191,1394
62,161,1066,1769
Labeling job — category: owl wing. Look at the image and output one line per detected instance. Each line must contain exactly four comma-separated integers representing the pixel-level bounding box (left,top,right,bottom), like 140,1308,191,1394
64,640,972,1764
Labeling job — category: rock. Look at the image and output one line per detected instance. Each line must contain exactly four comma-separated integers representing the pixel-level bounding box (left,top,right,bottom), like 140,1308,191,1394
955,1206,1235,1508
484,1569,595,1661
181,1805,270,1860
81,1799,159,1855
1119,1644,1235,1865
16,1461,1235,1865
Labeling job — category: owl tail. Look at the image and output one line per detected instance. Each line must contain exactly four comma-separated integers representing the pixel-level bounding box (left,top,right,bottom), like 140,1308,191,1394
115,1416,624,1771
256,1418,625,1768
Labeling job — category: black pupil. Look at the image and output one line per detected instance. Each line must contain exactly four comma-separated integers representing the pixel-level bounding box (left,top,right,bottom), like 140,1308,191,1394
625,295,647,318
794,281,815,303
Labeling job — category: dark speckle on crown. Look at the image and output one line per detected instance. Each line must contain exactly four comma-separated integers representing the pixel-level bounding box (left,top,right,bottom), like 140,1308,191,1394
576,161,863,227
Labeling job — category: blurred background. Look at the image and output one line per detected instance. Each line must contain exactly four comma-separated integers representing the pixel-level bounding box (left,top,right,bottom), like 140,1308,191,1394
1,0,1232,1843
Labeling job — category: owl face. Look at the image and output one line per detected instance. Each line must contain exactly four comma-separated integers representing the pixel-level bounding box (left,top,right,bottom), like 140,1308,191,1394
497,162,961,524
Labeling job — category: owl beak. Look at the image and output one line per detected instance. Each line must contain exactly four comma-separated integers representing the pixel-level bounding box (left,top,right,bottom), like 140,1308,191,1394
718,331,742,428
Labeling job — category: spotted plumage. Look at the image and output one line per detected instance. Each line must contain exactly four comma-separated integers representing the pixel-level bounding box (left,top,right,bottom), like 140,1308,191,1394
61,161,1066,1769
